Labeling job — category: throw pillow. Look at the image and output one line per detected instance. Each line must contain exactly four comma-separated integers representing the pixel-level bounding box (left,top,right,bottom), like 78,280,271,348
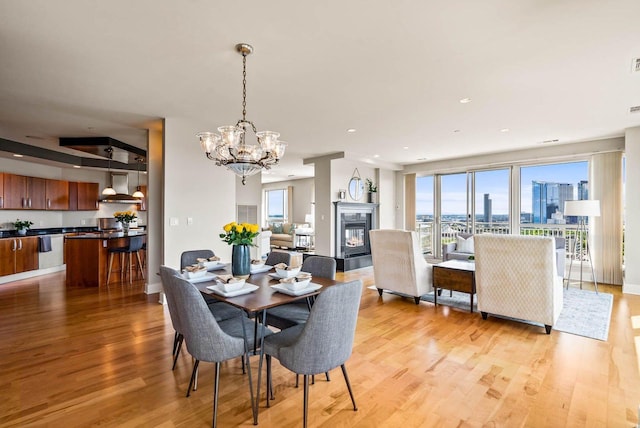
288,223,297,236
457,235,474,253
271,223,283,234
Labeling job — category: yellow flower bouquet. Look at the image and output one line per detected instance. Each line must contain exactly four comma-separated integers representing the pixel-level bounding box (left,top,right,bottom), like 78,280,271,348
114,211,137,224
220,222,260,246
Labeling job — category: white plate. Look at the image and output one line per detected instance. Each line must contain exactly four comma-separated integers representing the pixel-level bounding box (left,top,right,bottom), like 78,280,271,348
250,264,272,274
207,283,259,297
271,282,322,296
268,271,311,280
205,262,227,271
184,272,217,283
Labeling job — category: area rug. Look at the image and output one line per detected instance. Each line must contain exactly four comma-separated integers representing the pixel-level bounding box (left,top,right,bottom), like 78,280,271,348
367,286,613,341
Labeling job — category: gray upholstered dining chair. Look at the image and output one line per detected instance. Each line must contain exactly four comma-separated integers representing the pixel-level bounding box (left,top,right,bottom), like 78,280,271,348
265,255,337,385
166,272,273,427
179,250,243,320
180,249,215,269
266,255,336,330
160,265,250,394
264,251,292,267
262,279,362,428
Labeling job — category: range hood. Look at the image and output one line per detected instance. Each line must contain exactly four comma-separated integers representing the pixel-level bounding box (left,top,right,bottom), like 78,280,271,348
100,173,142,204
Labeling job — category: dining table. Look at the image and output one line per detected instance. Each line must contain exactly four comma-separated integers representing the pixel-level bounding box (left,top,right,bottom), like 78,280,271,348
191,263,342,425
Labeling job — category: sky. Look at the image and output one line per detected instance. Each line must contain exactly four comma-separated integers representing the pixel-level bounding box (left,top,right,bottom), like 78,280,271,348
416,161,588,216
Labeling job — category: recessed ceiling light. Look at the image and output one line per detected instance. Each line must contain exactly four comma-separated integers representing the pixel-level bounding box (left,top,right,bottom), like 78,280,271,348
541,139,560,144
373,154,380,158
73,165,81,168
13,154,23,158
346,128,356,133
25,135,44,140
459,98,471,104
500,128,510,133
453,129,461,133
288,174,295,177
417,157,427,161
403,146,409,150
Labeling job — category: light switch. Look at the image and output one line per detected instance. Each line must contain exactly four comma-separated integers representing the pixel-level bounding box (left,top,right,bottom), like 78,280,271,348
170,217,179,226
187,217,193,225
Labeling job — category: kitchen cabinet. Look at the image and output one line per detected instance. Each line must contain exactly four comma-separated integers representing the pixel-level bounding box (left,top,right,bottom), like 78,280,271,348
2,173,46,210
45,179,70,210
0,172,3,208
69,181,99,211
0,236,39,276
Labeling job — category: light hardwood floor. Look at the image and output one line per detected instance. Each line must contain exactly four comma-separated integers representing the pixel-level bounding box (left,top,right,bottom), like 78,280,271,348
1,269,639,427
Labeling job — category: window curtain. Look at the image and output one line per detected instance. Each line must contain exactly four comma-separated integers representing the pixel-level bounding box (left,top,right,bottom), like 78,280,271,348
404,173,416,231
590,151,623,285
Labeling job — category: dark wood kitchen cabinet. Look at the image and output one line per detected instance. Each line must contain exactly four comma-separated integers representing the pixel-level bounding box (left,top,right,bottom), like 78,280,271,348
45,179,70,210
0,236,39,276
2,173,46,210
0,172,4,208
69,181,99,211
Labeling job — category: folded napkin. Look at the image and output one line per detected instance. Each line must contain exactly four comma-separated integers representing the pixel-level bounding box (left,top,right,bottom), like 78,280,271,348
274,262,293,270
197,256,221,263
280,277,299,284
216,274,242,284
296,272,312,279
185,265,206,273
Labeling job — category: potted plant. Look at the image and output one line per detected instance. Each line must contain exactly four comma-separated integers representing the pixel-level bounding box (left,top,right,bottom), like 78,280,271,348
220,222,260,278
366,178,378,203
13,219,34,236
114,211,137,233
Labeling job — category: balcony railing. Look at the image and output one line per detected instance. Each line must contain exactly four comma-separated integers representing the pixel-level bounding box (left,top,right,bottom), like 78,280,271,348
415,220,589,266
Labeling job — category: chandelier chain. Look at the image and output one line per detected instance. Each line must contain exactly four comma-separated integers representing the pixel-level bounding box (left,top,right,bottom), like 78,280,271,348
242,52,247,122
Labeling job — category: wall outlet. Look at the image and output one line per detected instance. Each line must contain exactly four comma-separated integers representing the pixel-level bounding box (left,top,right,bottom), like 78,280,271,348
187,217,193,225
81,219,86,225
170,217,179,226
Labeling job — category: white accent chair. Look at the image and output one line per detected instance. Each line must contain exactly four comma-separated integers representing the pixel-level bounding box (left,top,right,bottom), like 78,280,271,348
474,234,564,334
369,229,433,304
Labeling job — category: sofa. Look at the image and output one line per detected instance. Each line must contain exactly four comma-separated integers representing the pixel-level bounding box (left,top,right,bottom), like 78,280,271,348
474,234,564,334
267,222,313,249
443,233,566,277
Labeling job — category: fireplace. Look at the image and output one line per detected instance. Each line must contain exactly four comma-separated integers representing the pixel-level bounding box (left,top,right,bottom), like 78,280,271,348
334,202,378,271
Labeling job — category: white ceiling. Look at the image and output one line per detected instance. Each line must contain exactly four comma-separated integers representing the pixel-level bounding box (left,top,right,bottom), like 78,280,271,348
1,1,639,182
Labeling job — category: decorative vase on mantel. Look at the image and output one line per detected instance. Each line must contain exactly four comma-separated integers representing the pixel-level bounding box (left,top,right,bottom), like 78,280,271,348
367,192,377,203
231,244,251,279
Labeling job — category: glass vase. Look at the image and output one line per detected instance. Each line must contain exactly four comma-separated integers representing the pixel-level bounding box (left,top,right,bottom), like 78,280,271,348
122,223,130,234
231,244,251,279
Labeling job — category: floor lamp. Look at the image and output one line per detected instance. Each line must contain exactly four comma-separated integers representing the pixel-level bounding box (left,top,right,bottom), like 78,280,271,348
564,200,600,293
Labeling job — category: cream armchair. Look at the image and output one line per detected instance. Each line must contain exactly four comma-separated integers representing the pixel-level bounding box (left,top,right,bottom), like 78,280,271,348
369,229,433,304
474,234,563,334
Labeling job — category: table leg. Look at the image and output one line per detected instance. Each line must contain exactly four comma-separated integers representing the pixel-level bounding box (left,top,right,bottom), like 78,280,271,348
434,287,438,306
470,293,474,313
255,309,267,425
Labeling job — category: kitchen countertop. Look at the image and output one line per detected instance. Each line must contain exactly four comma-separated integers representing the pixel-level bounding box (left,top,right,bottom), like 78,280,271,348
64,230,146,239
0,226,146,239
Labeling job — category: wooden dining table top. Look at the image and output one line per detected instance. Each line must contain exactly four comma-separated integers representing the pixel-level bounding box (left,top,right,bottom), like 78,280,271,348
193,265,341,313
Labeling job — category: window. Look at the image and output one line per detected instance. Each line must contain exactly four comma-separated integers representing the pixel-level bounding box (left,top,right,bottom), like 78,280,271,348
265,188,287,223
520,161,588,225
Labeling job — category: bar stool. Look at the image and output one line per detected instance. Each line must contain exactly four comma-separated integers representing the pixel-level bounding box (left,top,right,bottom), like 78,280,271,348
107,236,145,285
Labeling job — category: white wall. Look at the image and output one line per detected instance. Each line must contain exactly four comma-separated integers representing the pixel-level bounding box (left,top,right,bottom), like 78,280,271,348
624,127,640,294
163,118,236,269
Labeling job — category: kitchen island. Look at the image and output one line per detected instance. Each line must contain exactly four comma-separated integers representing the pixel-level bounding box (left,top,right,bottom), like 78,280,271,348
64,231,146,287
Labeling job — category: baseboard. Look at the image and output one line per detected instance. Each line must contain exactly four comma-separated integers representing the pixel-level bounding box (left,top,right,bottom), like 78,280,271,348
145,279,163,296
622,281,640,295
0,265,66,285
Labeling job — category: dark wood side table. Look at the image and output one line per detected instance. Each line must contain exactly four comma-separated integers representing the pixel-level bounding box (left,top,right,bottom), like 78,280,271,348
432,260,476,313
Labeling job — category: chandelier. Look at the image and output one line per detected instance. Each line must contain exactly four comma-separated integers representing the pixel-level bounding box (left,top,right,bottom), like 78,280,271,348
197,43,287,185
